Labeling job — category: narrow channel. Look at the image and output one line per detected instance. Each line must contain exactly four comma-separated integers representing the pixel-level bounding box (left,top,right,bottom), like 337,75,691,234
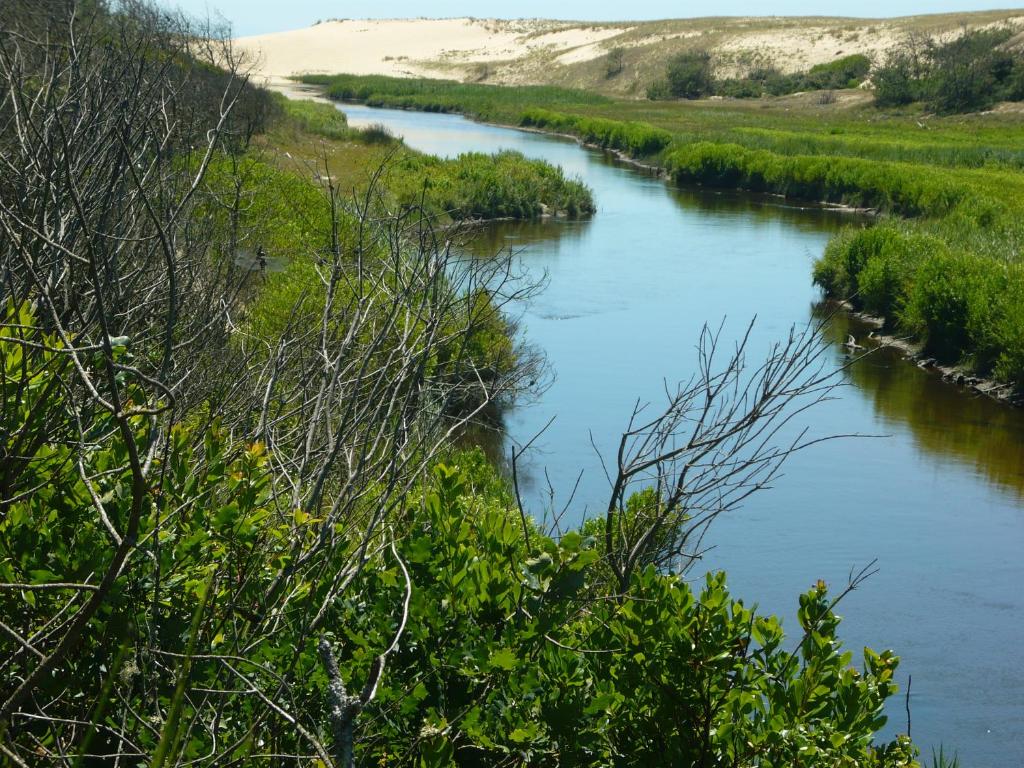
339,102,1024,767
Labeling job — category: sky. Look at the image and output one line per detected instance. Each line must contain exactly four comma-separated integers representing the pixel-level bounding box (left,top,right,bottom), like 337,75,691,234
161,1,1023,37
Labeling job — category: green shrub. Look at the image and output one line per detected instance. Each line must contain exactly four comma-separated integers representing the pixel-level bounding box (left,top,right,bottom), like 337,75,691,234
807,53,872,89
900,250,1003,365
661,50,714,100
926,28,1017,114
391,149,594,219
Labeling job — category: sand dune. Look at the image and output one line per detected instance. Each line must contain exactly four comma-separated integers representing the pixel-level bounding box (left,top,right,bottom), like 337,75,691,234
234,12,1024,96
236,18,622,81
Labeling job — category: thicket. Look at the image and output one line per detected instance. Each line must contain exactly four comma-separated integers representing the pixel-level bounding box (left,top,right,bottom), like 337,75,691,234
874,28,1024,113
647,51,715,100
649,53,871,101
0,4,923,767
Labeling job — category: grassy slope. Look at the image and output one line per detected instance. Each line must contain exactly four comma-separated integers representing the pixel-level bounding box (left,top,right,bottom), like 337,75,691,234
300,73,1024,387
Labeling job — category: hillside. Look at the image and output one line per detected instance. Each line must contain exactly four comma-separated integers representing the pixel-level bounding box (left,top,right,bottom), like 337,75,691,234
235,11,1024,97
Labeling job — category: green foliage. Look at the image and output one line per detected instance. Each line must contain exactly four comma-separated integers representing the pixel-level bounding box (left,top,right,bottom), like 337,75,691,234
300,459,919,767
808,54,872,84
874,50,926,107
815,221,1024,379
925,29,1018,114
718,55,872,99
1,304,919,766
520,108,673,157
278,95,351,139
389,149,595,219
650,50,714,100
664,142,966,215
873,28,1024,113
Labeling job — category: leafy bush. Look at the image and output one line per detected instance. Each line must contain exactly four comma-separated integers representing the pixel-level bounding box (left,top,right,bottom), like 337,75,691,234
926,28,1017,113
873,50,924,107
873,28,1023,113
0,301,922,766
652,50,714,100
806,53,872,90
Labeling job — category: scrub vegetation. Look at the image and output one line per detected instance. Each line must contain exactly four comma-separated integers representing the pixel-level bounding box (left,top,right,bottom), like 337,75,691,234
1,2,921,767
304,71,1024,389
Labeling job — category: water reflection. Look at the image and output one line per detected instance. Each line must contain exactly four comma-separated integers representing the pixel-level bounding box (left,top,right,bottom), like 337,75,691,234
822,310,1024,500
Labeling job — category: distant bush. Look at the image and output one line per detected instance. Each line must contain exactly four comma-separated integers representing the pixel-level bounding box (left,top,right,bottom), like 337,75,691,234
873,50,924,107
650,51,714,100
806,53,872,90
873,28,1024,113
663,141,966,216
714,54,871,99
606,46,625,78
926,28,1018,113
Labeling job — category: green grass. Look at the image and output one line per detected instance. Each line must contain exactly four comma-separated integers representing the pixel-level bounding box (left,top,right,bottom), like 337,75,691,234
300,73,610,120
261,94,594,221
301,73,1024,386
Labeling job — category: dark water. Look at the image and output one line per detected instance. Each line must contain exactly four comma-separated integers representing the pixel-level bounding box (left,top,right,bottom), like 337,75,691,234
340,103,1024,767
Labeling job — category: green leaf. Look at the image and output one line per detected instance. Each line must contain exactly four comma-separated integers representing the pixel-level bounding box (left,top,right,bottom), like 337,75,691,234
488,648,518,671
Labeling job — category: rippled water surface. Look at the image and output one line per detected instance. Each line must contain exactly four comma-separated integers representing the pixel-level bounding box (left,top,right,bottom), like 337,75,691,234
340,102,1024,767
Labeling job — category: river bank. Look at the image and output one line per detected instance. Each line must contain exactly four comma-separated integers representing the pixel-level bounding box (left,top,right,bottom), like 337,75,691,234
839,301,1024,407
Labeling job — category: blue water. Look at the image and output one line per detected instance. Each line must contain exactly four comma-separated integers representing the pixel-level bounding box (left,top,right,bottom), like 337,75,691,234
339,102,1024,767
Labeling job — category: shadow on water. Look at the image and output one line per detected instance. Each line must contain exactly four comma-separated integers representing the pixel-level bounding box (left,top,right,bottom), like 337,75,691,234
820,307,1024,500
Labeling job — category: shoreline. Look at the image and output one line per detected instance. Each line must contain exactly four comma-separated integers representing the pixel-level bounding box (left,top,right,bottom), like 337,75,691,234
839,301,1023,406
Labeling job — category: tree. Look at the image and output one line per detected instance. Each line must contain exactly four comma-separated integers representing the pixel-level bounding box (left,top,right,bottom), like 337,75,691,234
873,50,921,107
605,46,625,78
926,28,1017,113
664,50,715,99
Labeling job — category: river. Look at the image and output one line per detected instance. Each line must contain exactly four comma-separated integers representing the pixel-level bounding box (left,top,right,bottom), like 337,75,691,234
338,102,1024,767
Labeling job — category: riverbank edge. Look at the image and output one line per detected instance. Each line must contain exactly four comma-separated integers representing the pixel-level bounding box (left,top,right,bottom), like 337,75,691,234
837,300,1024,406
280,79,1020,406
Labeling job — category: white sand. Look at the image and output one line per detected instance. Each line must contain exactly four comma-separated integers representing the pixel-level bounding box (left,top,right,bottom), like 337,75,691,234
235,18,625,81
